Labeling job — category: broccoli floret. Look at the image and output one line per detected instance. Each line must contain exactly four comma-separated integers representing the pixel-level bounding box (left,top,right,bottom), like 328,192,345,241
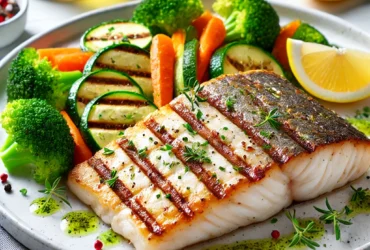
7,48,82,111
292,23,329,46
0,99,74,184
214,0,280,51
132,0,204,35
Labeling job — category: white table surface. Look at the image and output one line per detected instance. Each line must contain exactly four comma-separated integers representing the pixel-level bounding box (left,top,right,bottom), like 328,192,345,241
0,0,370,249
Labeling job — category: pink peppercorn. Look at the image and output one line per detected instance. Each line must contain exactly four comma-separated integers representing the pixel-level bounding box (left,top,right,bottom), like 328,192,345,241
271,230,280,239
94,240,103,250
0,173,8,183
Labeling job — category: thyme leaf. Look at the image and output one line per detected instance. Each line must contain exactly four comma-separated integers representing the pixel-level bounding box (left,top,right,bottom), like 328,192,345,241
255,108,282,130
105,169,118,187
38,177,71,211
183,142,211,164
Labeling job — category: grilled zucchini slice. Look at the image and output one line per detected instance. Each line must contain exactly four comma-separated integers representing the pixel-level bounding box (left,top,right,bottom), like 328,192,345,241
80,91,157,152
81,19,153,52
84,43,153,98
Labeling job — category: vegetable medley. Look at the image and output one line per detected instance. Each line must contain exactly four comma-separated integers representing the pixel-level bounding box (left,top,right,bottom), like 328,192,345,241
0,0,331,184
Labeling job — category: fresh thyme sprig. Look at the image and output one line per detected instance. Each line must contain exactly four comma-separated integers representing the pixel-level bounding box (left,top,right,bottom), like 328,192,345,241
182,78,207,111
314,198,352,240
286,210,320,249
350,185,369,204
105,169,118,187
183,142,211,164
255,108,282,130
38,177,71,211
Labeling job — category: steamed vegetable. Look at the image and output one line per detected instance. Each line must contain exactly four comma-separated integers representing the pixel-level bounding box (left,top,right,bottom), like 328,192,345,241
192,11,213,38
7,48,83,110
132,0,204,35
150,34,176,107
213,0,280,51
0,99,74,183
292,23,329,45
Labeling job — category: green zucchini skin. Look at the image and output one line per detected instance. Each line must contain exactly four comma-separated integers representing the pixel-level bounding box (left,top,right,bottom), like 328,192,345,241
80,91,156,152
182,39,199,89
83,43,153,99
81,19,153,52
209,42,285,79
67,69,144,125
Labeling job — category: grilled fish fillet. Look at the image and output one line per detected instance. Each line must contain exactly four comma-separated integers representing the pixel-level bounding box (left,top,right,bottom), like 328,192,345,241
68,71,370,250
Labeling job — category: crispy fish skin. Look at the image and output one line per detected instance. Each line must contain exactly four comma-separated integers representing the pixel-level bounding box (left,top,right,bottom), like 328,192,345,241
68,71,370,250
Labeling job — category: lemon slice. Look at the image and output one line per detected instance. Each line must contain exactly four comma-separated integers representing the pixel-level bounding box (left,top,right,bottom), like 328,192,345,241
287,38,370,103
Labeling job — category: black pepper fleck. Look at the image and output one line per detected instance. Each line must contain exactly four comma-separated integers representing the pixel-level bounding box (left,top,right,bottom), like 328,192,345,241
4,183,12,193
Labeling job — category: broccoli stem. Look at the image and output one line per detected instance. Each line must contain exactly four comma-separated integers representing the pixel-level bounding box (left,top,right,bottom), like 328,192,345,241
0,139,36,173
57,70,83,92
224,12,243,42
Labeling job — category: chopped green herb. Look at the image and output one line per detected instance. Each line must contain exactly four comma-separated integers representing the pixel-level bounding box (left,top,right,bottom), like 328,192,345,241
219,167,226,172
106,169,118,187
212,173,217,178
314,198,352,240
184,166,189,173
260,130,273,139
156,155,162,160
183,142,211,164
255,108,282,130
149,137,154,142
156,194,161,199
136,64,141,69
186,187,190,190
118,131,124,136
223,127,229,131
270,218,278,224
128,140,135,149
220,135,226,141
226,97,236,111
160,144,173,151
178,175,182,180
182,137,189,142
183,123,197,136
262,144,272,150
165,194,172,200
130,173,135,180
233,166,242,172
196,109,203,120
350,186,369,204
108,27,115,32
20,188,27,196
138,147,148,158
103,147,115,155
286,210,320,249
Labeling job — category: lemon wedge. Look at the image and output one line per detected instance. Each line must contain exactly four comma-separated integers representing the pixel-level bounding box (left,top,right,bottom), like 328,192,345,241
287,38,370,103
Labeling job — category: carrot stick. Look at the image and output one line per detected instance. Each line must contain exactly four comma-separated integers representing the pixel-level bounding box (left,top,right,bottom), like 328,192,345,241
38,48,81,65
60,111,93,165
150,34,176,108
272,20,301,71
54,52,94,72
197,17,226,82
172,29,186,57
192,11,213,38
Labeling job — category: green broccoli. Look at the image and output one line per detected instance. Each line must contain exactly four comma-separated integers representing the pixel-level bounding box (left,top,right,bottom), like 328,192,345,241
132,0,204,35
7,48,82,111
213,0,280,51
292,23,329,46
0,99,75,184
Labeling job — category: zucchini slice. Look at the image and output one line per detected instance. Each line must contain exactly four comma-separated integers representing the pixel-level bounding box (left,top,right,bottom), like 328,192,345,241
67,69,143,125
80,91,157,152
81,19,153,52
182,39,199,89
84,43,153,99
210,42,284,79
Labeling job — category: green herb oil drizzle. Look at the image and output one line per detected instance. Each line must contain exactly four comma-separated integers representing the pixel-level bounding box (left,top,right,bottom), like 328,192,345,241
98,229,124,247
61,211,99,236
30,197,61,216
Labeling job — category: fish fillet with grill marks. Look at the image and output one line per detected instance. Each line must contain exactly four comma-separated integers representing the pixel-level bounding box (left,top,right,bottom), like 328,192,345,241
68,71,370,250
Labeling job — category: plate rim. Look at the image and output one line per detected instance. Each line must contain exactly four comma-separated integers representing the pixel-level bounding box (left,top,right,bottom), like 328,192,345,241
1,1,370,249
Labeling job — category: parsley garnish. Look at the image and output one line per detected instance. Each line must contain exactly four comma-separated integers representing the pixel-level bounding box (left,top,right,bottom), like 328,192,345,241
262,144,272,150
20,188,27,196
182,137,189,142
184,166,189,173
260,130,273,139
106,169,119,187
108,27,115,32
103,147,115,155
255,108,282,130
226,97,236,111
38,177,71,211
118,131,124,136
165,194,172,200
156,194,161,199
270,218,278,224
160,144,173,151
182,79,207,111
233,166,242,172
183,123,197,136
138,147,148,158
286,210,320,249
219,167,226,172
128,140,135,149
183,142,211,164
314,198,352,240
196,109,203,120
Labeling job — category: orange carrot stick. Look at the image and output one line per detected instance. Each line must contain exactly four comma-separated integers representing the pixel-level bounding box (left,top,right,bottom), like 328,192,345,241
53,52,94,72
38,48,81,65
172,29,186,57
272,20,301,71
192,11,213,38
150,34,176,108
197,17,226,82
60,111,93,165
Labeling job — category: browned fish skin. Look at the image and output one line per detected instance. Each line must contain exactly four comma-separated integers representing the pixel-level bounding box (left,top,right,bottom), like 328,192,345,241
199,76,305,164
242,72,368,151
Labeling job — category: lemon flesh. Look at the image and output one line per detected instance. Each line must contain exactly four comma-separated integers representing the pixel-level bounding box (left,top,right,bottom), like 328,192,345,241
287,39,370,103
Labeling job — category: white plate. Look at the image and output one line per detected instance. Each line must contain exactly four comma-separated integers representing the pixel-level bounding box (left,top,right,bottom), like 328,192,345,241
1,1,370,250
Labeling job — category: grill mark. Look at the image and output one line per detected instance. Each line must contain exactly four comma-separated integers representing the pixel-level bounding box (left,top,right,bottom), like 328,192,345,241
113,46,149,56
78,97,148,106
86,32,151,41
118,139,194,218
95,62,151,78
226,56,274,72
198,89,290,164
170,102,266,181
144,118,226,199
87,76,134,86
87,157,163,235
88,122,132,130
